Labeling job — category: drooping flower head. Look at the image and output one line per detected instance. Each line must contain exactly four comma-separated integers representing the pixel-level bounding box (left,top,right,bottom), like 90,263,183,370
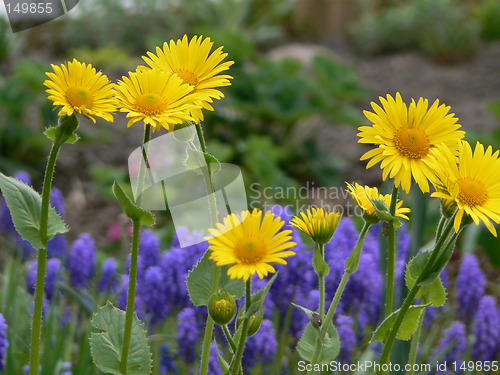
207,209,296,281
115,68,201,132
471,296,500,361
358,93,465,193
141,35,234,123
430,141,500,236
346,182,410,223
44,59,117,122
290,207,341,245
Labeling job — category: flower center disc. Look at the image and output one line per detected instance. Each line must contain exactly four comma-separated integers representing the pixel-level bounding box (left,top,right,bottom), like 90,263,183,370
394,128,431,159
175,69,198,87
457,178,488,207
235,236,266,263
135,93,166,115
67,87,94,108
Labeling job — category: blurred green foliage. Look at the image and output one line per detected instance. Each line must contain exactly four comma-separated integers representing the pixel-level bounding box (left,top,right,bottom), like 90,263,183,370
0,60,58,176
473,0,500,41
350,0,480,63
202,42,366,192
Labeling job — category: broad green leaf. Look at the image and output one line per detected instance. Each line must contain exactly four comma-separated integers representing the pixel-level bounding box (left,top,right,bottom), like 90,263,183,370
90,302,152,375
406,253,447,307
0,172,68,249
371,305,429,344
243,273,278,319
44,127,80,144
297,322,340,364
112,181,155,226
185,147,221,175
187,250,245,306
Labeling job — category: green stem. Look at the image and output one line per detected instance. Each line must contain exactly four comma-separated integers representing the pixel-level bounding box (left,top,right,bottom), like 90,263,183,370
223,325,237,353
307,222,371,375
385,185,399,318
135,125,152,207
407,309,425,375
29,143,61,375
307,271,351,375
318,244,325,319
196,120,221,375
229,280,252,375
378,215,457,375
120,218,141,374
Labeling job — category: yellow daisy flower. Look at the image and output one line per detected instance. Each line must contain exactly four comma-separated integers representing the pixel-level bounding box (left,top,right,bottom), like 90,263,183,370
358,93,465,193
206,209,296,281
290,208,341,245
44,59,117,123
346,182,410,223
430,141,500,236
115,69,202,132
141,35,234,123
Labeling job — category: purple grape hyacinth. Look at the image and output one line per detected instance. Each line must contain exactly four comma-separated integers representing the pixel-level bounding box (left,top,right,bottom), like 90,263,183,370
431,321,467,374
336,315,356,362
139,266,171,324
471,296,500,361
98,258,119,293
244,319,277,371
66,233,97,289
456,254,485,320
0,313,8,370
177,308,201,363
139,230,161,271
26,258,64,299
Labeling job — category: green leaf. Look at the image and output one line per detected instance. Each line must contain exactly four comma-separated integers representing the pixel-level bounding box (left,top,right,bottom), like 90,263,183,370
112,181,155,226
243,273,278,319
406,253,447,307
297,322,340,364
371,304,429,344
0,172,68,249
185,147,221,175
313,245,329,277
187,250,245,306
44,127,80,144
90,302,152,375
214,340,230,375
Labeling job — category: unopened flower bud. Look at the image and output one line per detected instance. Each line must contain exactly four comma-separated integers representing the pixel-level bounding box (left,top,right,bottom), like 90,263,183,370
208,291,237,326
237,307,264,337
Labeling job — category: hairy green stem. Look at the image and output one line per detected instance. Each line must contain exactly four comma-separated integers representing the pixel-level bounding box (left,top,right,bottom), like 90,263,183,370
407,309,425,375
385,185,399,318
29,143,61,375
223,325,237,353
308,222,371,375
308,271,351,375
229,280,252,375
135,125,151,207
120,218,141,374
378,214,457,374
318,244,325,318
196,121,221,375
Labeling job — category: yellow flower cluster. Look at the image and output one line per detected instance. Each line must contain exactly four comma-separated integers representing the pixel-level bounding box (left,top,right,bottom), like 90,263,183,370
44,35,233,132
359,92,500,236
